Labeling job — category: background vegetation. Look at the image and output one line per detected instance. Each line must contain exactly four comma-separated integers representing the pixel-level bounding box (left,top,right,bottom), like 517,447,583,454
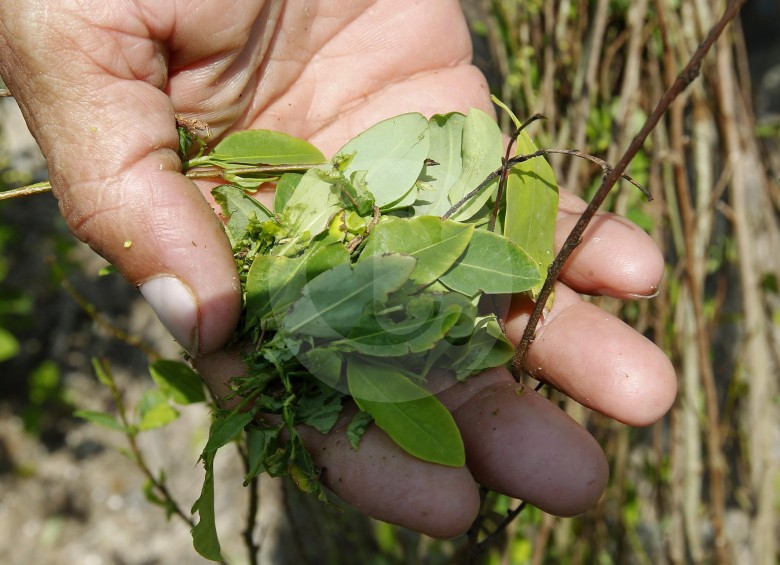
464,1,779,564
0,1,777,564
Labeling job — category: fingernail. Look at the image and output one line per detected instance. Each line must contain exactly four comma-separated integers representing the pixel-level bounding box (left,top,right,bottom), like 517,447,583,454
627,286,660,299
140,276,199,354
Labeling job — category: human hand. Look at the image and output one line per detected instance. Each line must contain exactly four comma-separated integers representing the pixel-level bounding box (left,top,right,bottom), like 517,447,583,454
0,0,676,538
196,186,676,537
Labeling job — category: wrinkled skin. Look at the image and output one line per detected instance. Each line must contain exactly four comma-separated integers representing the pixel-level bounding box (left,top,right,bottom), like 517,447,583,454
0,0,676,538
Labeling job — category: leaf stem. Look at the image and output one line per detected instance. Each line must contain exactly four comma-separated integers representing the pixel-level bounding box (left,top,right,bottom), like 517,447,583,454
184,163,320,179
181,155,214,169
94,358,197,530
237,442,261,565
511,0,747,377
49,258,162,360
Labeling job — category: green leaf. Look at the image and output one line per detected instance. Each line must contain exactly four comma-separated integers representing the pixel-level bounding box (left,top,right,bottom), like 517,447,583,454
138,389,180,431
335,113,430,209
287,432,326,498
149,359,206,405
203,409,254,455
178,124,197,161
295,382,343,434
283,254,416,338
448,315,514,380
328,169,376,216
297,348,343,389
244,425,283,485
347,410,373,450
212,185,272,246
504,131,559,298
261,441,293,478
221,172,267,190
191,450,223,562
209,129,325,166
276,169,343,254
74,409,126,433
360,216,474,286
91,357,115,387
414,112,466,216
274,172,303,213
446,108,504,221
143,477,177,519
335,292,473,357
98,264,118,277
491,95,522,130
27,360,60,405
0,327,19,362
347,360,465,467
439,229,542,295
245,242,350,327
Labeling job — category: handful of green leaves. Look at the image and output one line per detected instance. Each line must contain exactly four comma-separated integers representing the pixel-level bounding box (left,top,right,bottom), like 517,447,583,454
183,107,558,560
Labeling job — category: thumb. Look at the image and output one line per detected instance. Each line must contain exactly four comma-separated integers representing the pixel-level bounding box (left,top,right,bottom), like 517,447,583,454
95,142,241,356
1,17,240,354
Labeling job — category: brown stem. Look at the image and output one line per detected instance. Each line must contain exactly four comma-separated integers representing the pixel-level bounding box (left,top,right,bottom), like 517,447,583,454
237,444,261,565
443,148,645,221
93,359,198,531
49,258,162,360
473,501,528,557
512,0,748,377
489,113,547,233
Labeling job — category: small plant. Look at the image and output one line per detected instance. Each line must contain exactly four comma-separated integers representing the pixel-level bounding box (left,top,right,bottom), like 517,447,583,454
180,105,562,560
75,358,207,526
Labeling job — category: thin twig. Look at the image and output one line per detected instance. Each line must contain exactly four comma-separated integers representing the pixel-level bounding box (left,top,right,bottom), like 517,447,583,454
442,169,501,219
466,486,490,549
48,258,162,360
0,181,53,201
442,148,646,220
489,113,547,232
472,501,528,558
512,0,747,377
517,148,651,199
124,423,197,528
237,443,261,565
93,358,197,530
